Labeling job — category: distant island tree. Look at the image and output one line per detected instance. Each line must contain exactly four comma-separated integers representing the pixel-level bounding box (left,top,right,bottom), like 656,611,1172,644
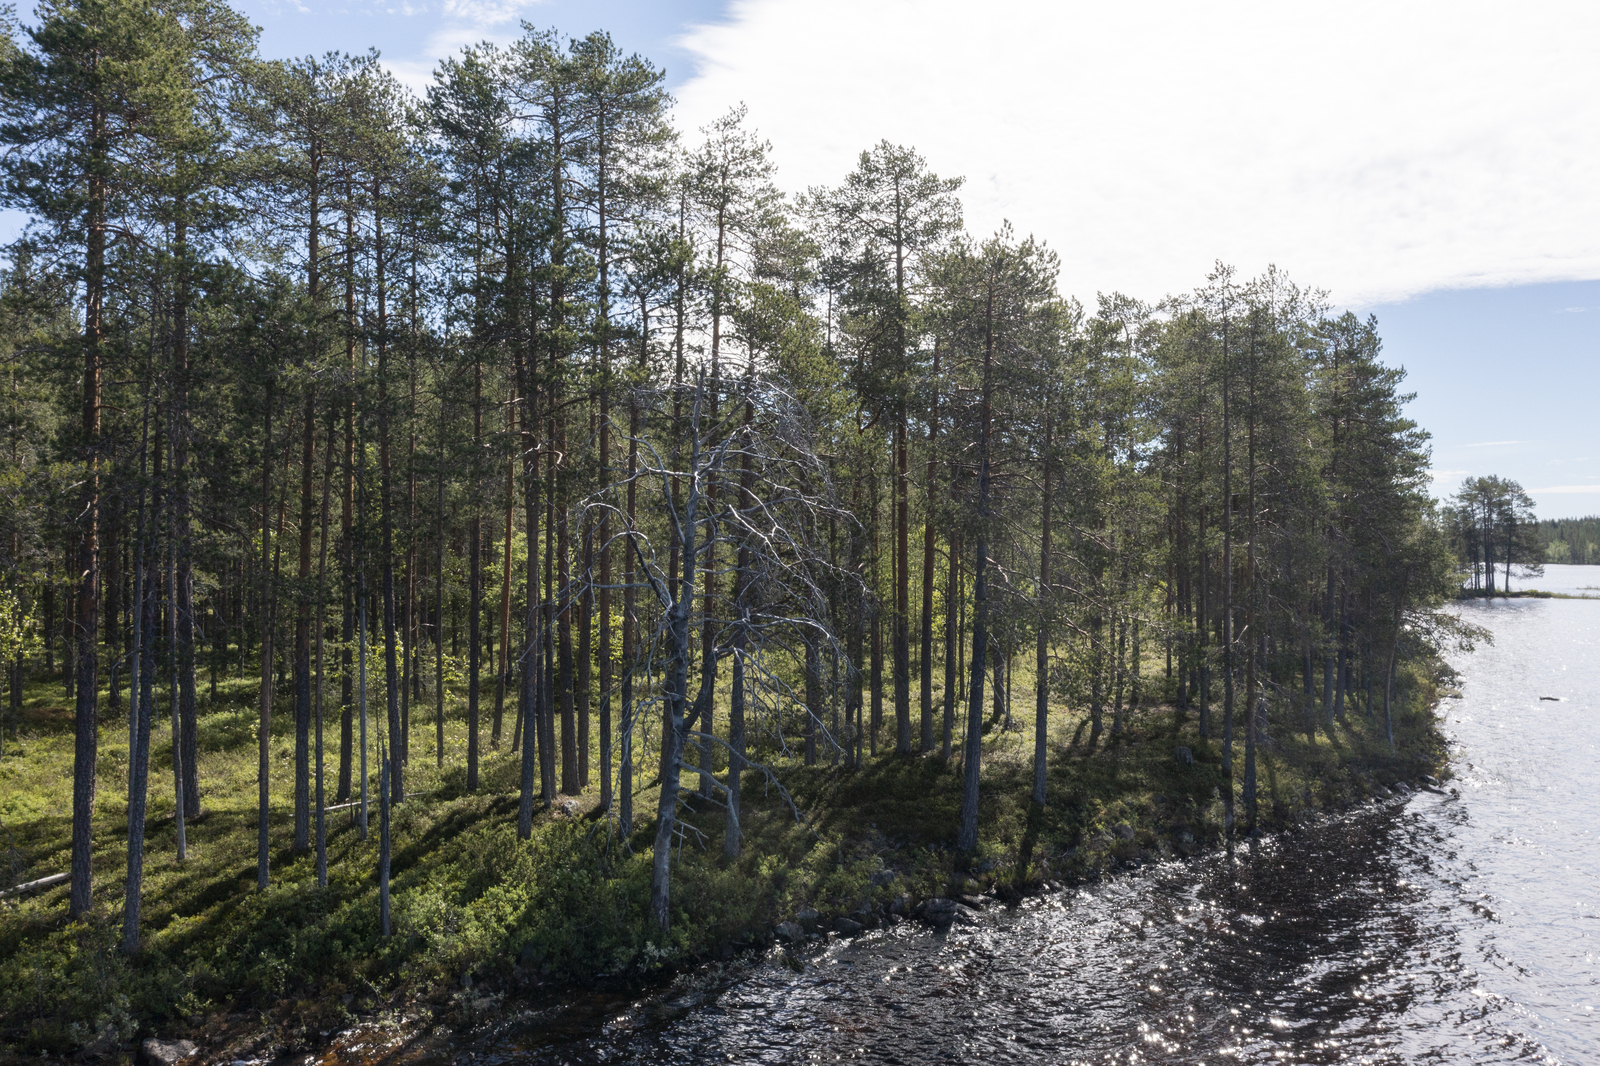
1447,476,1542,594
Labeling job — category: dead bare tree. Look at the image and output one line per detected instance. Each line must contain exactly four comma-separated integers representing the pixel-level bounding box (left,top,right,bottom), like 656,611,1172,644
583,370,860,933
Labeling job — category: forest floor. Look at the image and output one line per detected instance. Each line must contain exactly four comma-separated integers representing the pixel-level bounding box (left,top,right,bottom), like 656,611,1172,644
0,658,1451,1062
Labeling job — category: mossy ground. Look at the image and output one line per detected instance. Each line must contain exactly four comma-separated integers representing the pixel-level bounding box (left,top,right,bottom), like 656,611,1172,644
0,655,1448,1060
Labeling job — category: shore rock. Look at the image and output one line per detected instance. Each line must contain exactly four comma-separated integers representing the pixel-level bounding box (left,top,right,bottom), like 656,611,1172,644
835,917,864,936
914,898,980,928
774,921,804,942
140,1039,198,1066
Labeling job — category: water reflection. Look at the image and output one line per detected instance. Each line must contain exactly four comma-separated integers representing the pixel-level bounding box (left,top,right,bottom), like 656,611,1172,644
428,596,1600,1064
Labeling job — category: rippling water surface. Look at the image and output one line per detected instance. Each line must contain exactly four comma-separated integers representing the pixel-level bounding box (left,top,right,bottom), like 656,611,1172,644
443,596,1600,1065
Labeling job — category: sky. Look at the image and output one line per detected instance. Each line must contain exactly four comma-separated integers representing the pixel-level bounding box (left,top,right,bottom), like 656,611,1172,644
225,0,1600,518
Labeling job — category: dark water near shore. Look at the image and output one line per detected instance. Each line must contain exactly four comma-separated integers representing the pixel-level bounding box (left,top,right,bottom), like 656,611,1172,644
387,596,1600,1065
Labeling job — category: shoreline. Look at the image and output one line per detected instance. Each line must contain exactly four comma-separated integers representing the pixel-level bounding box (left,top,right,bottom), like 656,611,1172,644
0,665,1450,1065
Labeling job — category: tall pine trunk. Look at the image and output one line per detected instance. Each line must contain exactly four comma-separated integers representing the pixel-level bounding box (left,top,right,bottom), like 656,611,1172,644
376,194,402,805
120,412,152,952
68,101,107,917
920,346,939,752
256,378,276,890
316,411,335,886
619,300,644,835
1032,413,1053,806
943,533,960,759
517,343,543,837
293,386,316,851
957,289,996,854
1221,312,1235,836
467,357,482,792
894,412,910,754
172,213,200,820
493,407,513,748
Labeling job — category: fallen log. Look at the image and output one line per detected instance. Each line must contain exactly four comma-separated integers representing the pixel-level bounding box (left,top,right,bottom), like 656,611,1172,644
0,872,68,899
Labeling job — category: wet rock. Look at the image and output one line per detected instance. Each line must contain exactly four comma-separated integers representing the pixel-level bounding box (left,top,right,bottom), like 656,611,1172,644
886,913,904,926
795,906,820,931
835,917,864,936
141,1039,198,1066
889,894,910,916
774,921,804,942
955,894,987,910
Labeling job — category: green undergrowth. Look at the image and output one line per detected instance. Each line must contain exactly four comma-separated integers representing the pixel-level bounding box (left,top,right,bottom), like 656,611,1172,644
0,656,1449,1059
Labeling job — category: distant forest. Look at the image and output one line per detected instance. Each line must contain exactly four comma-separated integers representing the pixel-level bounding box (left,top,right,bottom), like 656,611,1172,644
1535,517,1600,564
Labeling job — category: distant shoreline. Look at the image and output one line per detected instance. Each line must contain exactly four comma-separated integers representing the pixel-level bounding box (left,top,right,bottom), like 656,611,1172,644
1458,588,1600,600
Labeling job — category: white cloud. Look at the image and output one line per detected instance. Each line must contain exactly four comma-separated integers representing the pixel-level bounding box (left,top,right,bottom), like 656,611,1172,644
441,0,535,22
1529,485,1600,493
673,0,1600,309
382,0,543,96
1462,440,1531,448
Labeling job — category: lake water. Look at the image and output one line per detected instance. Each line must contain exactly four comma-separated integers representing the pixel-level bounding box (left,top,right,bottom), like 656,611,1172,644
380,594,1600,1064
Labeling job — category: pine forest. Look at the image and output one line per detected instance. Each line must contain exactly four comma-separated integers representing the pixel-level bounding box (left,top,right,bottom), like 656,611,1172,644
0,6,1468,1053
